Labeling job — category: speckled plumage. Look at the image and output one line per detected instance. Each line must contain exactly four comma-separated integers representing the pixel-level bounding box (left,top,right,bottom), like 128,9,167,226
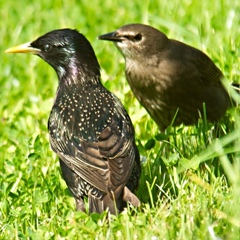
6,29,141,214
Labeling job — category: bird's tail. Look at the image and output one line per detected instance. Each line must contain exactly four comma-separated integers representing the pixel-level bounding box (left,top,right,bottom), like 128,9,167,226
88,187,140,215
88,196,104,214
89,193,123,215
123,186,140,207
229,82,240,106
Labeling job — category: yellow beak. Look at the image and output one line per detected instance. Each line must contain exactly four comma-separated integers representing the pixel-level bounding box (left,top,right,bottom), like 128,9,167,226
5,42,40,54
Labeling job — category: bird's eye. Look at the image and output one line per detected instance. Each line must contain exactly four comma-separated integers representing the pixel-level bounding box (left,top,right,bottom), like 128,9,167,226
133,34,142,42
43,44,52,52
123,34,142,42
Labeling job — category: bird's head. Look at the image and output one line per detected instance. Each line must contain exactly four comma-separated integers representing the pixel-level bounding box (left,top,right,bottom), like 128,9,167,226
98,24,169,61
6,29,100,84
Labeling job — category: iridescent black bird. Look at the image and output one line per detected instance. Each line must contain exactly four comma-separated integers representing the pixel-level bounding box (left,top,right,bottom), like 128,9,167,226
99,24,237,131
6,29,141,214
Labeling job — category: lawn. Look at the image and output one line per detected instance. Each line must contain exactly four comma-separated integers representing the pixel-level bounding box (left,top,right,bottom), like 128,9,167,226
0,1,240,239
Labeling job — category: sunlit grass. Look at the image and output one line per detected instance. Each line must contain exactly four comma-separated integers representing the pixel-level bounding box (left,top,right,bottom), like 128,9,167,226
1,1,240,239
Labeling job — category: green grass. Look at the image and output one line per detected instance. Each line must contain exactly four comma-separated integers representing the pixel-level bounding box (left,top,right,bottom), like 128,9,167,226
1,0,240,239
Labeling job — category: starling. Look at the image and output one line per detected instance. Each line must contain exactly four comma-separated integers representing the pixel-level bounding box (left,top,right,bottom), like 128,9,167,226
99,23,235,130
6,29,141,214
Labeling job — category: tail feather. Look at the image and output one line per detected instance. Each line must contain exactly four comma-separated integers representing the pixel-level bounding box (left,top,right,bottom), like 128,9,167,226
89,194,122,215
229,82,240,106
89,196,105,214
123,186,140,207
89,188,140,214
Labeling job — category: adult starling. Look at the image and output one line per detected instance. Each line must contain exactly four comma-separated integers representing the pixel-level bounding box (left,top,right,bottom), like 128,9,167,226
6,29,141,215
99,24,235,130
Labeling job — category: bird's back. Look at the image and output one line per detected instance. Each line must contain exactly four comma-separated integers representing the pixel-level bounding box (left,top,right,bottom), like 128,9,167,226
5,27,141,215
48,83,140,214
98,23,232,130
125,38,230,130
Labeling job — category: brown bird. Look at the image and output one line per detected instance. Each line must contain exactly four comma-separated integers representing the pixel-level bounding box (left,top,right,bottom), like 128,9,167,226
6,29,141,215
98,23,234,130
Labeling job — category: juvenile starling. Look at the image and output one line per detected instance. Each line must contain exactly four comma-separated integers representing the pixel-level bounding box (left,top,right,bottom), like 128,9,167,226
99,24,235,130
6,29,141,214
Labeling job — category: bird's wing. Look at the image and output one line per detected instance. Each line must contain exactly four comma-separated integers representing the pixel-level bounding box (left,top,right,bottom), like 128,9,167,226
189,47,223,85
97,119,136,199
48,103,135,196
169,41,224,86
50,135,109,193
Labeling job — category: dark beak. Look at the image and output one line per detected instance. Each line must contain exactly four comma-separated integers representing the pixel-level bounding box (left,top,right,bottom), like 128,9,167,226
98,31,123,42
5,42,40,54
